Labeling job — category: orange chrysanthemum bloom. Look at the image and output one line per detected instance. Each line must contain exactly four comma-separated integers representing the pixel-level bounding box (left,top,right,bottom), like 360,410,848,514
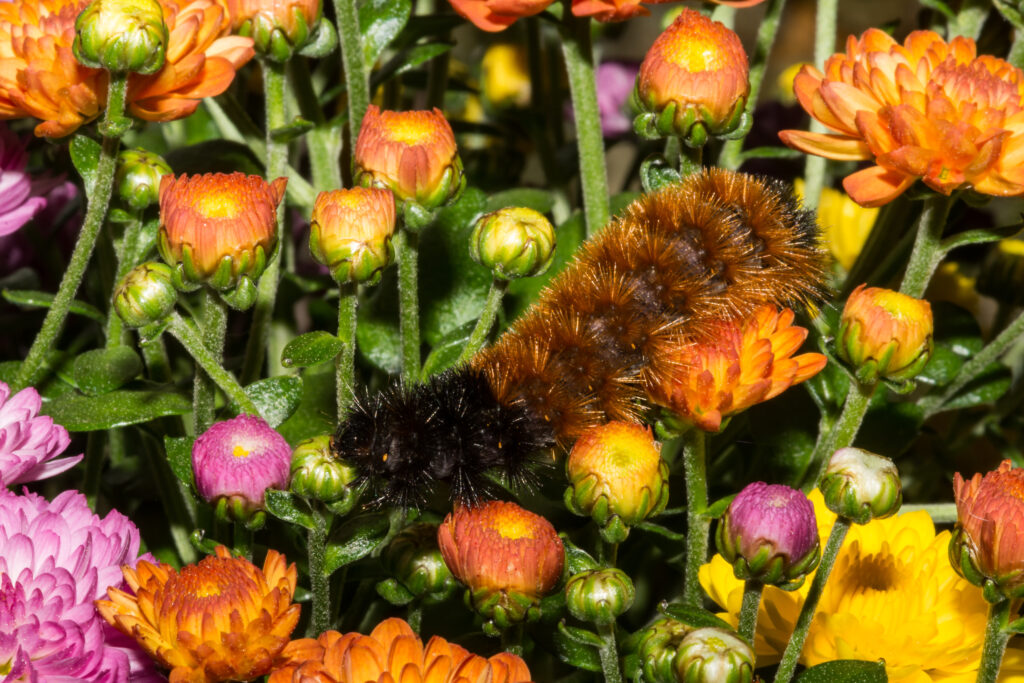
447,0,552,33
951,460,1024,599
648,305,827,433
268,618,534,683
0,0,253,138
779,29,1024,207
158,172,287,289
353,105,465,210
97,546,301,683
570,0,668,23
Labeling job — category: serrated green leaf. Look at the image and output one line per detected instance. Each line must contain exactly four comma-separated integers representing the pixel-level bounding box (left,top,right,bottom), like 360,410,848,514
324,513,390,575
484,188,556,215
71,347,143,396
640,154,682,193
795,659,887,682
244,376,303,427
264,489,318,529
359,0,412,66
658,602,734,630
281,331,345,368
70,135,102,194
421,320,475,379
42,389,191,431
165,435,196,489
554,622,602,672
3,289,105,323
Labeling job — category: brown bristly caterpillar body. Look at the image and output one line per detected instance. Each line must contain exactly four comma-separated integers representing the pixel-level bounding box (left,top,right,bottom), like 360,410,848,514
334,169,828,506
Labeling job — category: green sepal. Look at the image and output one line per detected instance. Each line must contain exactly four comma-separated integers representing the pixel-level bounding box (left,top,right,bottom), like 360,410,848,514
376,578,416,606
297,18,338,58
220,276,258,310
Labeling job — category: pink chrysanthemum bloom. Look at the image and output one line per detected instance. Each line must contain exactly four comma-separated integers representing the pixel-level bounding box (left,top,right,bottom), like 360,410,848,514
0,381,81,486
0,125,51,237
192,414,292,518
0,487,159,682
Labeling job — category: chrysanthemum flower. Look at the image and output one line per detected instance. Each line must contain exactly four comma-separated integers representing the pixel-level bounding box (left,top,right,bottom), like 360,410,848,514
780,29,1024,207
354,105,465,211
268,617,533,682
648,305,827,433
448,0,552,33
0,0,254,137
158,172,287,290
0,487,158,682
0,381,81,486
570,0,668,23
952,460,1024,599
0,125,52,236
309,187,397,286
700,490,1024,681
97,545,301,683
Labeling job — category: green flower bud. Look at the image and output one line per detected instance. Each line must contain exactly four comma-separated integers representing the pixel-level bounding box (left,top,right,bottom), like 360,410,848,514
309,188,397,285
116,148,172,211
837,285,934,384
635,618,693,683
289,435,359,506
114,261,177,328
383,523,458,603
673,628,754,683
565,568,635,626
820,447,902,525
235,0,323,63
469,207,556,280
73,0,167,74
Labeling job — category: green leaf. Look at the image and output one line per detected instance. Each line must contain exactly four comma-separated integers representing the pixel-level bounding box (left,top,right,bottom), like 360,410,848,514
558,621,604,647
71,347,143,396
42,388,191,431
165,435,196,489
264,489,318,529
244,376,303,427
941,362,1012,411
795,660,887,682
658,602,733,630
941,222,1022,252
277,365,337,444
270,117,315,144
420,320,475,379
704,494,736,519
372,43,452,88
554,622,602,672
917,303,984,388
324,513,390,575
918,0,955,19
359,0,412,67
562,538,600,574
640,154,682,193
484,188,556,215
357,302,402,374
165,140,266,176
70,135,102,194
3,289,105,323
281,331,345,368
376,578,416,606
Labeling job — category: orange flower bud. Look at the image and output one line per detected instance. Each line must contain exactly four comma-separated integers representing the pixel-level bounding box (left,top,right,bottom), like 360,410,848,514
566,422,668,542
448,0,553,32
309,187,397,285
837,284,933,383
438,501,564,634
353,105,465,214
157,172,287,292
234,0,321,61
649,306,827,433
633,8,749,144
951,460,1024,601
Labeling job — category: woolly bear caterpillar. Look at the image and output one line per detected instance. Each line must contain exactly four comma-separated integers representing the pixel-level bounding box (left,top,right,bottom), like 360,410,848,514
333,169,827,506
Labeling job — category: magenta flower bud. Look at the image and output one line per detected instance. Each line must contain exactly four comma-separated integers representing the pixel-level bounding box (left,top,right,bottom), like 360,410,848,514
716,482,820,589
191,415,292,526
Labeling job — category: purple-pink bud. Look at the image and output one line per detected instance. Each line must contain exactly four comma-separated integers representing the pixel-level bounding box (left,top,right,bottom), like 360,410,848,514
191,415,291,516
717,482,820,588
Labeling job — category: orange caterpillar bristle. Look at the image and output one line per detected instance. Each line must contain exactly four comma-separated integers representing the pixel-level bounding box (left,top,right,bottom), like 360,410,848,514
335,169,827,505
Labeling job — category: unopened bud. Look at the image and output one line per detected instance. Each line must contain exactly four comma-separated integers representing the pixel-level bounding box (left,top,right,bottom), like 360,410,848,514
820,447,902,525
837,284,933,384
469,207,556,280
74,0,167,74
116,148,172,211
383,523,457,603
289,435,359,505
114,261,177,328
565,568,635,626
673,628,754,683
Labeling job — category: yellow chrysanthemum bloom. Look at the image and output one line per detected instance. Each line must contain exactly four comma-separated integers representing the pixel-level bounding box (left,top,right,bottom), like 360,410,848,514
794,179,877,272
700,491,1024,682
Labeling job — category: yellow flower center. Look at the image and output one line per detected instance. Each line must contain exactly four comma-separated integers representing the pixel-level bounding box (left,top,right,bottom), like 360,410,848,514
664,35,726,72
232,444,250,458
194,189,243,219
493,516,535,540
384,117,434,145
193,580,224,598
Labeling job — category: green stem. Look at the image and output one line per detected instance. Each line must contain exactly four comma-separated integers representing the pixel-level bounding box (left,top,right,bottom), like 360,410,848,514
560,8,610,237
336,283,358,419
799,0,838,212
718,0,787,171
141,434,198,564
921,309,1024,417
500,625,525,657
456,280,507,366
334,0,370,143
308,511,331,636
105,217,143,347
738,580,764,645
395,230,421,385
139,333,172,383
899,502,956,523
241,61,289,385
898,194,956,298
193,290,228,434
290,58,343,192
773,518,851,683
809,380,875,488
710,3,735,26
168,311,261,417
233,524,253,561
14,76,129,391
977,599,1013,683
597,623,624,683
407,604,423,634
679,145,702,177
682,429,709,609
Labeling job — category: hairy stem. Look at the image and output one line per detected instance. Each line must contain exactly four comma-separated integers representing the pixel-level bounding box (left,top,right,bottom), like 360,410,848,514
597,622,624,683
976,599,1013,683
899,193,955,298
682,429,709,609
334,0,370,142
308,512,331,635
193,289,228,434
799,0,837,212
809,380,875,488
455,279,507,367
738,580,764,645
396,230,421,385
336,283,358,418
